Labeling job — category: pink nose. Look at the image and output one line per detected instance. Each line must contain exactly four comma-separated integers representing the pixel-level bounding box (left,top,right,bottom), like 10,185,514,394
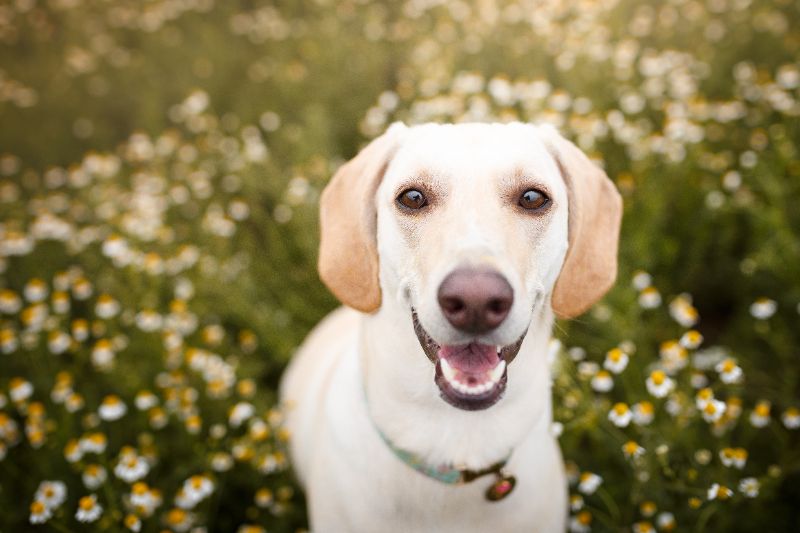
437,268,514,334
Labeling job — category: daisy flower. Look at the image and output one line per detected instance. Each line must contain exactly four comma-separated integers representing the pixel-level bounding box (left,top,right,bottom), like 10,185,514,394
0,289,22,314
656,512,676,531
719,447,747,469
750,400,771,427
707,483,733,501
590,370,614,392
165,508,193,532
255,488,274,508
82,464,108,489
749,298,776,319
578,472,602,495
659,341,688,373
639,502,656,518
23,279,48,303
669,295,698,327
114,449,149,483
47,330,71,354
51,291,70,313
603,348,629,374
134,390,159,411
701,399,727,423
631,270,652,290
622,440,645,459
91,340,116,370
76,495,102,523
679,330,703,349
632,521,655,533
781,407,800,429
72,277,93,300
71,319,89,341
229,402,255,428
29,500,52,524
95,294,120,318
609,403,633,427
34,480,67,509
98,395,127,421
738,477,760,497
9,377,33,403
568,511,592,533
0,327,18,354
124,514,142,532
695,388,714,409
690,371,708,389
638,287,661,308
632,401,655,425
715,358,743,384
646,370,674,398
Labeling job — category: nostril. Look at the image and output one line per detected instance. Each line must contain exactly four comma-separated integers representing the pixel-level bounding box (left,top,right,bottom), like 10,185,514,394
441,297,465,314
487,298,511,315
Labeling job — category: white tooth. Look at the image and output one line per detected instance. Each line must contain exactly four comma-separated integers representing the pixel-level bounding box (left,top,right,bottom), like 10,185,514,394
496,346,502,354
441,358,457,383
489,360,507,384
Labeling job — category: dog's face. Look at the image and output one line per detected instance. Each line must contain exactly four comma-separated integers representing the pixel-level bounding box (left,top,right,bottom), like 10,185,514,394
319,122,621,411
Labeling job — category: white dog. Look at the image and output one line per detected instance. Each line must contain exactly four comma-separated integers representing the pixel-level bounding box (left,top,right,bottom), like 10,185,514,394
280,122,622,532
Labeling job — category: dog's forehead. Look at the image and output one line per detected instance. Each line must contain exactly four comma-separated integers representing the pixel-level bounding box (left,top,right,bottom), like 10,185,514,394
386,123,560,186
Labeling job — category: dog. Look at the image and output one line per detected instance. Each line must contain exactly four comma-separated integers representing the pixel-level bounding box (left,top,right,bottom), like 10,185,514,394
280,122,622,532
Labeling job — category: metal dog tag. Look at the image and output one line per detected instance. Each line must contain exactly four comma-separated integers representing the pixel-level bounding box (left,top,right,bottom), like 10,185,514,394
485,471,516,501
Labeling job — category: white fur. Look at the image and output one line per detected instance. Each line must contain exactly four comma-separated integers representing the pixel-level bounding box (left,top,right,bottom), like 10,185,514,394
281,123,570,532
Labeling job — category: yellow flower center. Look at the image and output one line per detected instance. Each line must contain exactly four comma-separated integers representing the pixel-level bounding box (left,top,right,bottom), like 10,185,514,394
651,370,665,385
623,441,640,455
577,511,592,525
755,403,770,417
30,501,46,514
167,508,187,525
79,496,95,511
613,403,629,416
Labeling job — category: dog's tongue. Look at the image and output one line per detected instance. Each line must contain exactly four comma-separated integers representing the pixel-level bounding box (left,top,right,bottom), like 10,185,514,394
438,342,499,374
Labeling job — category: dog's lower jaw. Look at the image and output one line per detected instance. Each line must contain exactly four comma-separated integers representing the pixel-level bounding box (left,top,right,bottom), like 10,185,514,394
361,302,558,471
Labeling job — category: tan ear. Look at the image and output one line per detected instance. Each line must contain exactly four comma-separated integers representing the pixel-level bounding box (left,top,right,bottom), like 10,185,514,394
318,124,405,312
540,126,623,318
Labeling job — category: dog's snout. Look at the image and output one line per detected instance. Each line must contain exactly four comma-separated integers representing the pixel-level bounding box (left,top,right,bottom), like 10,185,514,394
437,268,513,334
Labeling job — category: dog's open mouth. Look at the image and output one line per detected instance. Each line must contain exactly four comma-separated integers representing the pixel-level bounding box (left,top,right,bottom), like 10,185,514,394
412,311,525,411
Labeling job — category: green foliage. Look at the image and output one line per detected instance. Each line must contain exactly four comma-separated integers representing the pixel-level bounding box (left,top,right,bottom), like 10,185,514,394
0,0,798,531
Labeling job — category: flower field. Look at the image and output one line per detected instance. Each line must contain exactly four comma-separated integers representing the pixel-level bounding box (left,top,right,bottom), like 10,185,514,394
1,0,799,531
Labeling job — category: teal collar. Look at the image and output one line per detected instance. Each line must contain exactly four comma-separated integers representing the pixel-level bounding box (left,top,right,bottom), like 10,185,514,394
374,422,510,484
372,420,518,501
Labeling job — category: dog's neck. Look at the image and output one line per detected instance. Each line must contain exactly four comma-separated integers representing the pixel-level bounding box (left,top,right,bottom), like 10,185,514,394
359,302,556,470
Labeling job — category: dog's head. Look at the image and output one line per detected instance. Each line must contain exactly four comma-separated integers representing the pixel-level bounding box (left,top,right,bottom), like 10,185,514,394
319,122,622,410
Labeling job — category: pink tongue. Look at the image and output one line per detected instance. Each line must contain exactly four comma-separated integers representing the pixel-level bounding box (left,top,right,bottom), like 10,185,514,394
438,343,499,374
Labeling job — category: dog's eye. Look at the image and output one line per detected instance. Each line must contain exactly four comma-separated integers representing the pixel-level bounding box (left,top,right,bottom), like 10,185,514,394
518,189,549,211
397,189,428,210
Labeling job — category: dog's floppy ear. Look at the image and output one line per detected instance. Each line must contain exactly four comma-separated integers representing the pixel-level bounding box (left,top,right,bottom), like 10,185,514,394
318,123,406,313
540,126,623,318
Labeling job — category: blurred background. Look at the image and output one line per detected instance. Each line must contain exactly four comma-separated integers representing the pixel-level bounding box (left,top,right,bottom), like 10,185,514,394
0,0,798,531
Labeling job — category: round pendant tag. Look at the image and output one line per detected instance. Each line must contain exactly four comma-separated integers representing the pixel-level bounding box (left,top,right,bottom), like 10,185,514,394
485,473,516,501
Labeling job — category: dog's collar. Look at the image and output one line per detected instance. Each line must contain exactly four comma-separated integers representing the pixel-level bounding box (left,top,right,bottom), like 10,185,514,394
366,396,517,501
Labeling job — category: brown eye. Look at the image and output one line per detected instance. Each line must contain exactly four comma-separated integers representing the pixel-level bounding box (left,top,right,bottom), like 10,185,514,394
397,189,428,210
518,189,549,211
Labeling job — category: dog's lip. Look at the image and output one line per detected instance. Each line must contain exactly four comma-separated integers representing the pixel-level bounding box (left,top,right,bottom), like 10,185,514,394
411,309,526,411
